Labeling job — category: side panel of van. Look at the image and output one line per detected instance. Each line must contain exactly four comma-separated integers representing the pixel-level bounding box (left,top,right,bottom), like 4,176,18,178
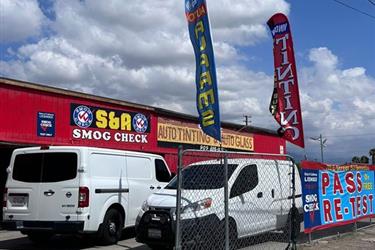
229,160,283,238
86,152,129,231
278,161,293,212
258,161,283,232
126,156,156,226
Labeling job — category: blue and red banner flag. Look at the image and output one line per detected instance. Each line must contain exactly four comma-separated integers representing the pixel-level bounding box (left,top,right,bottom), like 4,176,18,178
301,161,375,233
185,0,221,142
267,13,304,148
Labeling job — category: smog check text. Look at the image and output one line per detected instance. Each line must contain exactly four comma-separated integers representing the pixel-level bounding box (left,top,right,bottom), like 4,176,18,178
72,128,148,143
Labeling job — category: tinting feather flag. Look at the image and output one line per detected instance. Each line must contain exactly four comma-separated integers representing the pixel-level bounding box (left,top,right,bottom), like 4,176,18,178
267,13,305,148
185,0,221,142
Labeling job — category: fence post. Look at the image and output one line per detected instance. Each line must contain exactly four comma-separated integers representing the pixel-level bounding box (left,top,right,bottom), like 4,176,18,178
175,146,183,250
286,158,297,250
224,155,229,250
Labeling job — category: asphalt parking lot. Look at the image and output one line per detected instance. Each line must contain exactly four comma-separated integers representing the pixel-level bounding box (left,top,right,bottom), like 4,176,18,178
299,224,375,250
0,227,296,250
0,229,290,250
0,222,374,250
0,228,149,250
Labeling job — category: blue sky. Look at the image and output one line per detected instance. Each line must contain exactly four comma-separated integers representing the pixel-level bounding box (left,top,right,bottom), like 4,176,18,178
0,0,374,163
245,0,375,76
290,0,375,75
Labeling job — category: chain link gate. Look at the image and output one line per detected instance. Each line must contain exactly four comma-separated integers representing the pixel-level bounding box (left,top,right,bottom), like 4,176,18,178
175,149,302,250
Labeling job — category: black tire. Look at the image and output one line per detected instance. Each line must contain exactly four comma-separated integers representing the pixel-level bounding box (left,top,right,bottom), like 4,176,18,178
229,219,238,249
26,231,54,245
215,219,238,250
98,208,124,245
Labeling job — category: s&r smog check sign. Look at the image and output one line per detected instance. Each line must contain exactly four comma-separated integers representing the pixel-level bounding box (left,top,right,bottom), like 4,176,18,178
301,161,375,233
70,103,150,144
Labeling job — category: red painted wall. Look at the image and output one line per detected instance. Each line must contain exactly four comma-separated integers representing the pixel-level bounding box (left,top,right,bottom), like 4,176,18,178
254,133,286,156
0,84,161,152
0,82,284,173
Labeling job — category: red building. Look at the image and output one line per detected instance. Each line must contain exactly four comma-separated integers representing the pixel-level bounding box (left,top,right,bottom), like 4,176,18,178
0,77,285,217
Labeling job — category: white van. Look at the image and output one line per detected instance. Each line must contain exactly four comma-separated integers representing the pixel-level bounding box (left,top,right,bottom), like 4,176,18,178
2,146,172,245
135,158,303,249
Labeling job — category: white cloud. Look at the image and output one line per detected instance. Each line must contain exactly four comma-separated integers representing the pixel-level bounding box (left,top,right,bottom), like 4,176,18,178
1,0,374,163
0,0,288,113
209,0,289,45
300,47,375,162
0,0,45,43
308,47,338,71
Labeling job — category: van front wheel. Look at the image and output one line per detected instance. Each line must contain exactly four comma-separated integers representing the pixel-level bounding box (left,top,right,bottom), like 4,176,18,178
98,208,124,245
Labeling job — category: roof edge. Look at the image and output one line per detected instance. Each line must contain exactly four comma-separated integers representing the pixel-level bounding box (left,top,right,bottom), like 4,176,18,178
0,77,279,136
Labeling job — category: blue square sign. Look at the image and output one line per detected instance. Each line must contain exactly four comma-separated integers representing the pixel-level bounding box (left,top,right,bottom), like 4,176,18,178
37,112,55,137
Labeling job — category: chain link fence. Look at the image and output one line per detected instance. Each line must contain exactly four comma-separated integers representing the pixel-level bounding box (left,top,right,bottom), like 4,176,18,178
175,149,303,250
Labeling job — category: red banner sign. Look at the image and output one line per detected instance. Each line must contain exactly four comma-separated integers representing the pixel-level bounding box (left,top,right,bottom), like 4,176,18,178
267,13,305,148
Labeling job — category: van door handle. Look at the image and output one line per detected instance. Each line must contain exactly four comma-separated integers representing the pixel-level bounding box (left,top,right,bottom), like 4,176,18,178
157,186,161,189
150,186,155,190
44,190,55,196
271,189,275,198
257,192,263,198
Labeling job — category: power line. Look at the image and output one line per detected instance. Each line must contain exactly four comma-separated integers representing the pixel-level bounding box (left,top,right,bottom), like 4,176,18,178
323,133,375,138
333,0,375,20
305,133,375,138
368,0,375,7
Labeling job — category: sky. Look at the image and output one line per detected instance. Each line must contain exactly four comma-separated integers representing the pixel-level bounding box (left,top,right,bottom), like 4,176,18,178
0,0,374,164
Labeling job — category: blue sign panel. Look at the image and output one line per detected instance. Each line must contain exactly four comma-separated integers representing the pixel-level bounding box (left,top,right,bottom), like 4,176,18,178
37,112,55,137
301,161,375,233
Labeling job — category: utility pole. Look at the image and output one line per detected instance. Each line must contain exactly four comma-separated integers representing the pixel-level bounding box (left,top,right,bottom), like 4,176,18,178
310,134,327,162
243,115,252,126
237,115,252,133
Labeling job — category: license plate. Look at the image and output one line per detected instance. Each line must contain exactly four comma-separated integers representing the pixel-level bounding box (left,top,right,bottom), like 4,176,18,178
10,196,27,207
148,228,162,239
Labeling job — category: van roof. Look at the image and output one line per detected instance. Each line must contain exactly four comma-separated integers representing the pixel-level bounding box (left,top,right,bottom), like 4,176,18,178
12,146,163,158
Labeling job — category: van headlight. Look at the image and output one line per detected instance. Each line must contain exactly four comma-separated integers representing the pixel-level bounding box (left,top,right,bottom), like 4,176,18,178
182,198,212,214
141,200,149,212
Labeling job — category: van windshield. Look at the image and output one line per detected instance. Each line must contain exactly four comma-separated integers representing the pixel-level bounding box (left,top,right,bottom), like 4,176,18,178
13,152,77,183
166,164,237,190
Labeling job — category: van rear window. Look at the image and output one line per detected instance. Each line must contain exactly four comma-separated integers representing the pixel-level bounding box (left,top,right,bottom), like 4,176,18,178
13,153,77,182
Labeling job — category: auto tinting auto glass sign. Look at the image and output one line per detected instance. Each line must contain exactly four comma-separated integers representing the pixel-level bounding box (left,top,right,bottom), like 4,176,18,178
185,0,221,142
37,112,55,137
301,161,375,233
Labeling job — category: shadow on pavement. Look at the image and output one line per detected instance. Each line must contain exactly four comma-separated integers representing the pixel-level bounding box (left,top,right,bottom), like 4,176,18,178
0,227,138,250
